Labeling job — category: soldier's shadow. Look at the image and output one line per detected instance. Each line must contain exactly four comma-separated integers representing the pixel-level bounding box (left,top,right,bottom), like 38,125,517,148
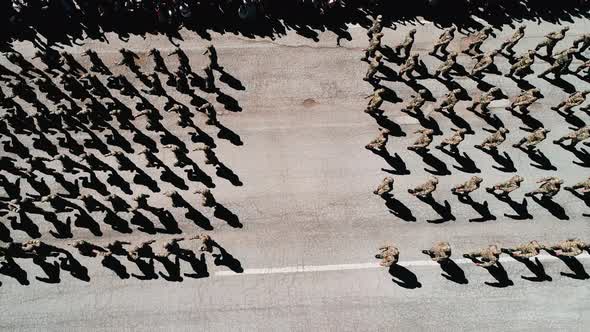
531,196,569,220
493,193,533,220
369,113,406,137
484,262,514,287
417,194,456,223
437,146,481,173
436,109,474,134
415,149,451,176
388,264,422,289
511,256,552,282
517,147,557,171
379,152,411,175
508,109,544,131
470,109,505,129
439,259,468,284
0,257,30,285
400,109,442,135
548,252,590,280
559,143,590,168
383,194,416,222
555,110,586,129
540,76,576,93
565,189,590,208
456,194,496,222
101,255,130,279
476,147,517,172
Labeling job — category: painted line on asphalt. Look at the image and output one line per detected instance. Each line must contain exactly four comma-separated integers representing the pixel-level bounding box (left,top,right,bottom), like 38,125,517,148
215,253,590,277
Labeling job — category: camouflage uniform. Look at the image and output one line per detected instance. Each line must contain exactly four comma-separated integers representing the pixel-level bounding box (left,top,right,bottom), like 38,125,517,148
193,145,219,165
551,90,590,112
573,33,590,53
538,47,576,79
513,128,550,149
574,59,590,74
547,239,588,257
467,87,500,113
486,175,524,195
433,52,458,77
436,128,468,149
408,177,439,197
407,129,434,151
534,27,569,57
464,26,493,54
501,241,543,258
565,177,590,193
134,108,161,131
400,89,428,113
367,15,383,39
452,176,483,195
399,54,420,78
394,29,417,59
365,88,386,114
149,48,167,73
373,177,394,196
430,27,456,55
471,50,499,76
361,33,384,61
434,89,461,113
422,241,452,262
195,189,216,207
69,240,106,256
128,240,156,260
132,194,150,211
553,126,590,146
506,50,536,77
375,245,399,267
463,245,501,267
500,25,526,53
506,88,541,113
364,53,383,82
154,237,185,258
198,103,218,126
365,128,390,151
189,234,214,252
163,144,188,167
475,127,509,150
525,177,564,198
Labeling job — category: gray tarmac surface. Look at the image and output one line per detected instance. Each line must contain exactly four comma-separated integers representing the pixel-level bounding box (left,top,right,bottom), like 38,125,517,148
1,15,590,331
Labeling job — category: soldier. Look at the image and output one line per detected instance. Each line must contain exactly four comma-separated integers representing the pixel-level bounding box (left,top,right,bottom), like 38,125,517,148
364,52,383,83
525,177,563,198
551,90,590,113
364,88,386,115
545,239,588,257
175,69,191,94
198,102,218,126
513,128,550,150
168,104,193,127
505,49,536,77
154,237,186,258
138,148,164,168
194,188,216,207
433,52,458,78
537,47,576,79
117,48,139,68
149,48,167,73
553,126,590,146
33,49,64,73
574,59,590,74
400,89,428,114
422,241,452,262
163,144,189,167
430,26,456,55
407,129,435,151
394,29,417,59
501,241,543,258
127,240,156,260
134,108,161,131
365,128,390,151
434,89,461,113
474,127,509,150
367,15,383,39
373,177,394,197
486,175,524,195
464,26,493,55
69,240,106,257
398,54,420,78
505,88,542,114
203,45,222,71
188,234,214,252
451,176,483,195
361,32,384,61
168,47,191,73
471,50,499,76
193,145,219,165
436,128,468,150
565,176,590,193
463,244,501,267
143,73,165,96
499,25,526,54
534,26,569,57
131,194,150,212
408,177,439,197
573,33,590,53
203,64,216,92
61,51,86,76
466,87,500,113
375,244,399,267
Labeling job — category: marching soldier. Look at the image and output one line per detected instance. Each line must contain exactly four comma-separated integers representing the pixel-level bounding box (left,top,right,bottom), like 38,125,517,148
407,129,434,151
375,245,399,267
505,88,542,113
553,126,590,146
194,189,216,207
367,15,383,39
154,237,186,258
525,176,564,198
436,128,468,150
486,175,524,195
143,73,166,96
193,145,220,165
471,50,499,76
127,240,156,260
399,54,420,78
169,47,191,73
138,148,164,168
117,48,139,68
394,29,417,59
204,45,222,71
505,49,536,77
574,59,590,74
573,33,590,53
464,26,493,55
433,51,458,77
466,87,500,113
188,234,214,252
82,49,108,74
534,26,569,57
475,127,509,150
463,244,501,267
134,108,161,131
364,88,386,115
513,128,550,150
361,32,384,61
198,102,218,126
364,52,383,82
430,26,456,55
149,48,167,73
451,176,483,195
175,69,191,94
422,241,452,262
408,177,439,197
61,51,86,76
538,47,577,79
565,176,590,193
203,64,216,92
499,25,526,54
501,241,543,258
168,104,193,127
400,89,428,114
132,194,150,211
69,240,106,257
545,239,588,257
551,90,590,113
365,128,390,151
163,144,189,167
373,177,394,197
434,89,461,113
104,150,133,170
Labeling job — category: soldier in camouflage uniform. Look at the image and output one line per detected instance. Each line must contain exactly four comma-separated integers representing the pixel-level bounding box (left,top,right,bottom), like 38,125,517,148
194,188,216,207
471,49,499,76
486,175,524,195
375,245,400,267
551,90,590,113
117,48,139,69
364,88,386,115
534,26,569,57
565,176,590,193
154,237,186,258
466,87,500,113
436,128,468,150
501,241,543,258
464,26,493,55
367,15,383,39
545,239,588,257
163,144,189,167
573,33,590,53
189,234,214,252
361,32,384,61
131,193,150,211
499,25,526,54
203,45,223,71
104,150,134,170
434,89,461,113
433,52,458,78
463,244,502,267
513,128,550,150
394,29,417,59
525,177,564,198
553,126,590,146
505,50,536,77
430,26,456,56
364,52,383,82
451,176,483,195
198,102,218,126
422,241,452,262
475,127,509,150
193,145,220,165
365,128,390,151
407,129,435,151
127,240,156,260
134,108,161,131
149,48,167,73
574,59,590,75
400,89,428,114
538,47,576,79
373,177,394,197
398,54,420,78
69,240,107,257
505,88,542,114
408,177,439,197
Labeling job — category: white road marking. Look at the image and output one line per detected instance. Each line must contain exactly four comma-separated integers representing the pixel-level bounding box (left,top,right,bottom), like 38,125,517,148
216,253,590,276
